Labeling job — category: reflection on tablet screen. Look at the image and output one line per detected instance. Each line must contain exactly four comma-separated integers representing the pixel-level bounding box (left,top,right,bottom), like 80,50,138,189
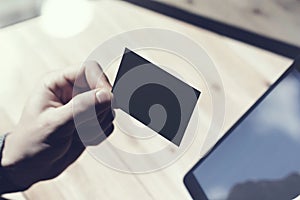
194,68,300,200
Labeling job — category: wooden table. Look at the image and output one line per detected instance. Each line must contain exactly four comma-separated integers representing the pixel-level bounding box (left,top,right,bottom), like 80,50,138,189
157,0,300,47
0,1,293,199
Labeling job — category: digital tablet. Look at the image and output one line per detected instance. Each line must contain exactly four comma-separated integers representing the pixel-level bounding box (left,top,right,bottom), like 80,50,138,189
184,58,300,200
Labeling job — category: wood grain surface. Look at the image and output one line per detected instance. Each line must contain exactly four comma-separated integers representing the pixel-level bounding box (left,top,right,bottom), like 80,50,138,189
156,0,300,47
0,1,294,199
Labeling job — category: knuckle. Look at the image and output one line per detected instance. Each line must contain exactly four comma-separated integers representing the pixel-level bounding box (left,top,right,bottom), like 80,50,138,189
42,71,61,89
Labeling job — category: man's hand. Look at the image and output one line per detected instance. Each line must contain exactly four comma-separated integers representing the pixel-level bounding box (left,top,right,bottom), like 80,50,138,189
0,61,114,191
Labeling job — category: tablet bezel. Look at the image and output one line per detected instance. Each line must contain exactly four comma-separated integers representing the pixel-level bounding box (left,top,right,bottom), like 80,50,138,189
184,58,299,200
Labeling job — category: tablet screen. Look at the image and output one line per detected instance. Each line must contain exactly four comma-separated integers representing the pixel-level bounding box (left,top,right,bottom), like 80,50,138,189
192,67,300,200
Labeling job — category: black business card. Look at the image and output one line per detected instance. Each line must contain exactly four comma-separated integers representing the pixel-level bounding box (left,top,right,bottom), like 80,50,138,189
112,48,200,146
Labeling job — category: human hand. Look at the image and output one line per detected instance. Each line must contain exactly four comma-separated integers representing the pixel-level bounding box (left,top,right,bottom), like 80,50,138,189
0,61,114,191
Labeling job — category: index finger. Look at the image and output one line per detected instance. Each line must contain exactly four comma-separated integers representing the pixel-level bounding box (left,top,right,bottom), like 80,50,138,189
84,61,112,90
63,61,112,92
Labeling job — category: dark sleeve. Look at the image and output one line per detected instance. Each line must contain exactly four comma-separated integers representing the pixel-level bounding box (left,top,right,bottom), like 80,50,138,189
0,134,20,194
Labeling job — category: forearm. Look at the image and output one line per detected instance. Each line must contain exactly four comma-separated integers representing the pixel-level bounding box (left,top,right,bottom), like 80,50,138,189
0,134,21,195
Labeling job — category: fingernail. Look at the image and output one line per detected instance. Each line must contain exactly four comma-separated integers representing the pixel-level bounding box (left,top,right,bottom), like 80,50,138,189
96,89,111,103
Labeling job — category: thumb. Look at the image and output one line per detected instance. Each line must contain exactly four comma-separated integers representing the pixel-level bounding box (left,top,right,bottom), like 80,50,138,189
59,89,113,124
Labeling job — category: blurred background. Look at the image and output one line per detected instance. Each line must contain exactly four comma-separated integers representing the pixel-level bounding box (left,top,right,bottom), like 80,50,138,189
1,0,300,47
0,0,42,28
157,0,300,46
